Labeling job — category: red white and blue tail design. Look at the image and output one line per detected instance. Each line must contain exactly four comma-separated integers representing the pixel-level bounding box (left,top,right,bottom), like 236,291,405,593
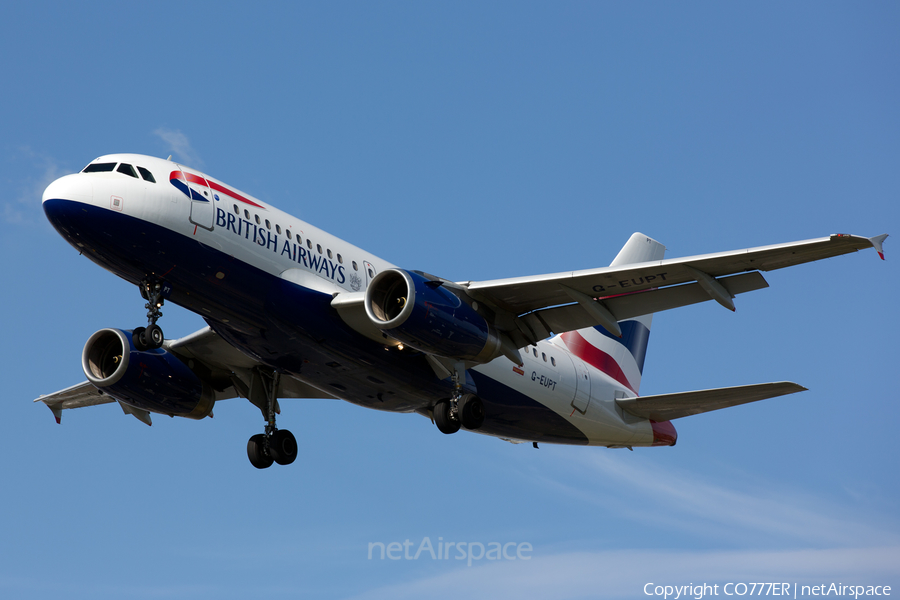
557,233,665,395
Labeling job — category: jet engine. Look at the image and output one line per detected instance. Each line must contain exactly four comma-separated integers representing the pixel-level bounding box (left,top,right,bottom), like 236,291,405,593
364,269,519,364
81,328,214,419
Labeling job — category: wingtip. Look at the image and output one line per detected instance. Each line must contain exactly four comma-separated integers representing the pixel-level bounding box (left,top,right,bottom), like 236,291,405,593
869,234,888,260
46,404,62,424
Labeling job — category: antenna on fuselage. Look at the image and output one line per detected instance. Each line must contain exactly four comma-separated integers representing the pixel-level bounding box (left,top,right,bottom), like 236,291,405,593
166,155,172,161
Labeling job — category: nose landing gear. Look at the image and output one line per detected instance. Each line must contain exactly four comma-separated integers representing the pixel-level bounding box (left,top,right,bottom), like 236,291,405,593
133,278,167,350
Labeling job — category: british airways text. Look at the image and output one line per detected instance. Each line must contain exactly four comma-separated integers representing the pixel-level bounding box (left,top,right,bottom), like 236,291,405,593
216,208,346,284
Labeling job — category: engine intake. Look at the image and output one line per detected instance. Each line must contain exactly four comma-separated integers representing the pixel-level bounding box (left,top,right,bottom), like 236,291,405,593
365,269,511,363
82,328,214,419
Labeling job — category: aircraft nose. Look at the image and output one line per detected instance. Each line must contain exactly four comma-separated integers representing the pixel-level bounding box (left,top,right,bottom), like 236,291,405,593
42,173,93,205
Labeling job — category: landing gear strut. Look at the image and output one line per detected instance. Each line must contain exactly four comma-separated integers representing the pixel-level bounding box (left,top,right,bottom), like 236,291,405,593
246,368,297,469
133,277,166,350
433,364,485,434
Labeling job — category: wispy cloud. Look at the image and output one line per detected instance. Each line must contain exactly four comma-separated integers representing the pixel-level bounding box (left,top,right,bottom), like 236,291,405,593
529,452,899,548
5,148,68,226
153,128,202,167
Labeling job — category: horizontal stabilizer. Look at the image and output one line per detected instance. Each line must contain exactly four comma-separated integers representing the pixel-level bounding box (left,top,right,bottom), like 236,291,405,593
616,381,807,421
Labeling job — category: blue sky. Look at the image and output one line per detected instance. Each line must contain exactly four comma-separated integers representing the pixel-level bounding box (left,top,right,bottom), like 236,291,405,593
1,2,898,598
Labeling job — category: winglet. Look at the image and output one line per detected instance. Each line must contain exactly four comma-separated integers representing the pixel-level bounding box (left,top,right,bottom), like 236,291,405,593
35,397,63,423
869,234,888,260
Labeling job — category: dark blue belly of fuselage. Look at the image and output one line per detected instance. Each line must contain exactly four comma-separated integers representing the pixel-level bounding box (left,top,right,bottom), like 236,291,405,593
43,198,588,444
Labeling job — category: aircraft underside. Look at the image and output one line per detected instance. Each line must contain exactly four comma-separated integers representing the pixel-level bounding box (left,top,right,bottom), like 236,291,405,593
45,197,592,447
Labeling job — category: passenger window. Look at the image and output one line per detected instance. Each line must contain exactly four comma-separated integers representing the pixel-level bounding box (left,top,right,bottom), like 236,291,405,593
255,215,261,225
533,348,538,357
117,163,138,178
276,224,282,234
542,352,547,362
307,239,312,249
265,219,271,230
327,249,333,259
82,162,116,173
233,204,239,214
317,244,323,254
352,261,358,271
286,230,292,240
337,254,343,264
137,167,156,182
244,209,250,219
551,357,556,367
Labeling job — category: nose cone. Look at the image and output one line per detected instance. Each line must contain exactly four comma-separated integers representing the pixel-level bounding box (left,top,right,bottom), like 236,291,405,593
43,173,93,205
43,173,98,246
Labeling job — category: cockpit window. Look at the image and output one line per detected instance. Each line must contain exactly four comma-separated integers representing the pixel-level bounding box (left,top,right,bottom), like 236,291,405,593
82,162,116,173
117,163,138,178
137,167,156,183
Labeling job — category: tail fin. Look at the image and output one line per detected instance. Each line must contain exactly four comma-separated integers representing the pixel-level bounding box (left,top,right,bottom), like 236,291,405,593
558,233,665,394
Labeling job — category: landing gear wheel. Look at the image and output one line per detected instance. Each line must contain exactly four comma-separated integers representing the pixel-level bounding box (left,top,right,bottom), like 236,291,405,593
460,395,485,430
145,323,164,349
247,434,274,469
132,327,147,350
433,400,460,434
269,429,298,465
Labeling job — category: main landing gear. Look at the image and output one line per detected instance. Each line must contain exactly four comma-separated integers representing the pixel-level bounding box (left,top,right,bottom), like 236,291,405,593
433,364,485,435
246,369,298,469
132,277,166,350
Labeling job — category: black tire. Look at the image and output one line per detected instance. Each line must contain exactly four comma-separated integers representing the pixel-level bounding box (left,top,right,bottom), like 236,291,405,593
433,400,460,434
460,395,485,430
146,324,164,348
132,327,147,350
247,434,274,469
269,429,298,465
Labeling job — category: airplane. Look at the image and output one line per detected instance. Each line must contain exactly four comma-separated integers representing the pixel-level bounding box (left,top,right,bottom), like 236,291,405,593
37,153,888,468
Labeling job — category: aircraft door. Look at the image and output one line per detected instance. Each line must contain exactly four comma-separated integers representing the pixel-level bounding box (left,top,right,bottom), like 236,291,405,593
571,359,591,414
364,261,377,287
176,166,215,231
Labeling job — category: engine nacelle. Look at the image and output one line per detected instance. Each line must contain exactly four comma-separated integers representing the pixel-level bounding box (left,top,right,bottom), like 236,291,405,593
82,328,214,419
364,269,507,363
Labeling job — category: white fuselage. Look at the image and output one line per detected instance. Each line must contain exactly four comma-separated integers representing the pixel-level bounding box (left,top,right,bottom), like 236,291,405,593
43,153,661,447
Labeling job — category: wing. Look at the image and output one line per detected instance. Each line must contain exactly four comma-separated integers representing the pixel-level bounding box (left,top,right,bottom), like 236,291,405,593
616,381,807,421
462,233,886,345
34,381,117,424
36,326,336,425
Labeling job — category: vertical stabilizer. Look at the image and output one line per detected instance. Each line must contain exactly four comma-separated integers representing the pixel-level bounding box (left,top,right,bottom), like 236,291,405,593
609,232,666,268
558,233,665,394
